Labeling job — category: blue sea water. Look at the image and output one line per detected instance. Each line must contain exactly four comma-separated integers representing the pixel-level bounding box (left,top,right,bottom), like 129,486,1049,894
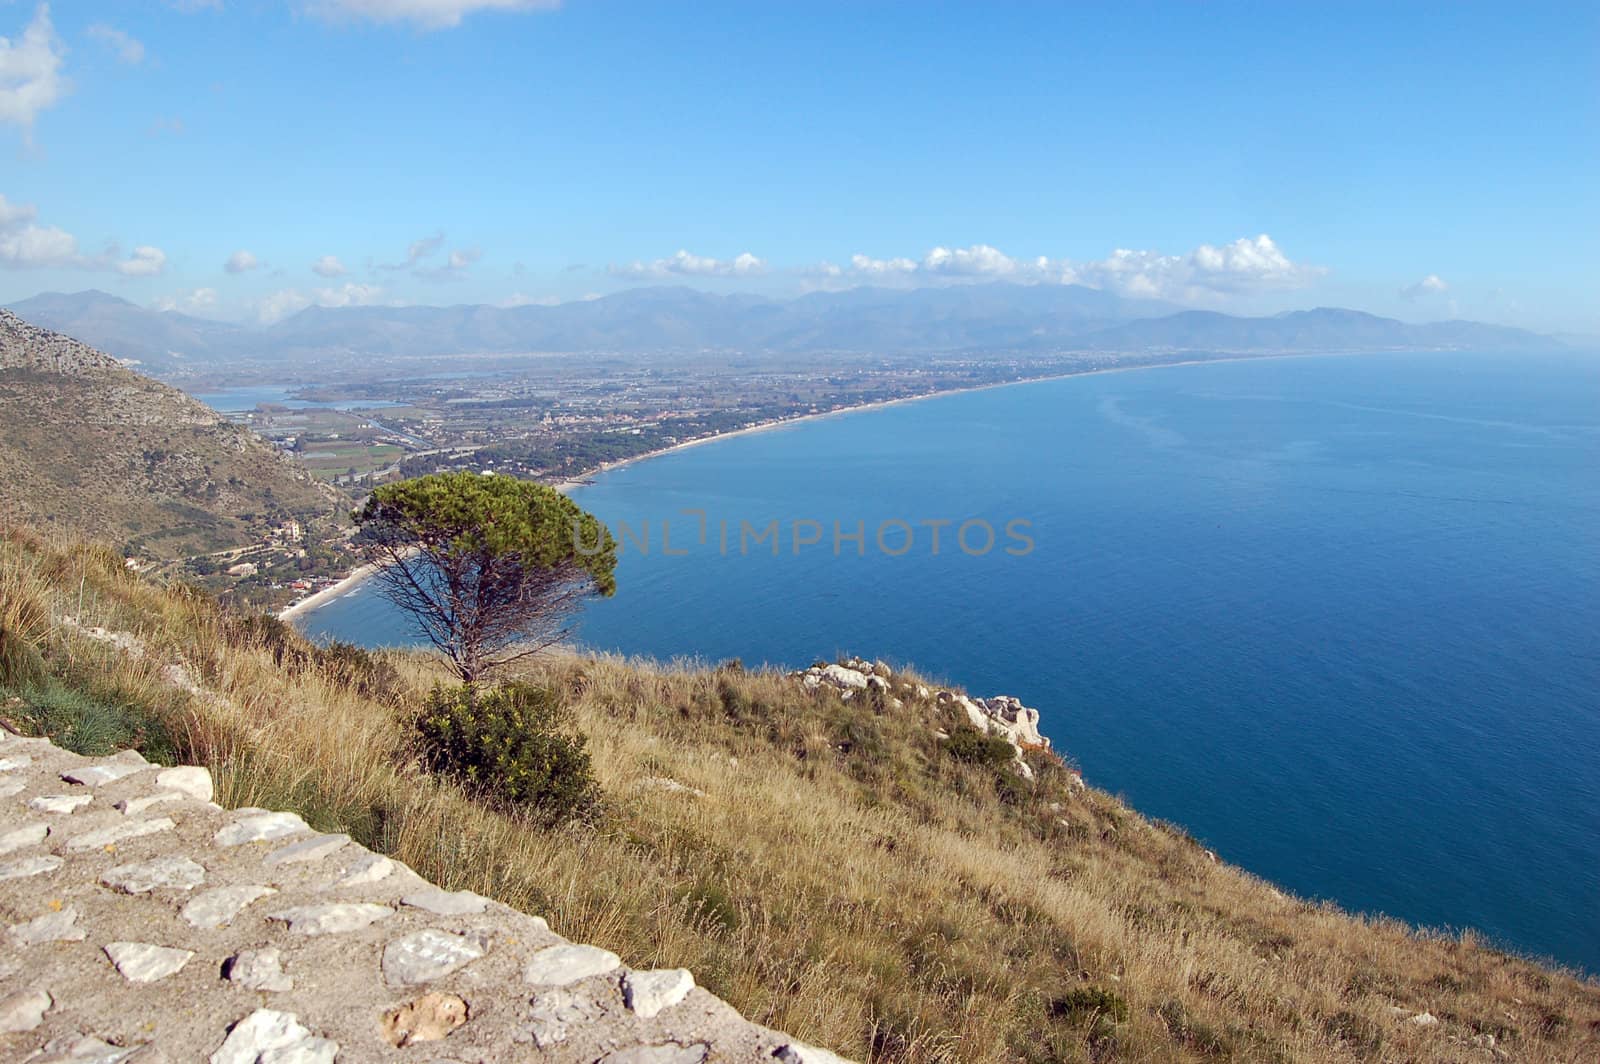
298,351,1600,973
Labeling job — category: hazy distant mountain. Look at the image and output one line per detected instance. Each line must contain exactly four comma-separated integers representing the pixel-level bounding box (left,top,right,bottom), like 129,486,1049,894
264,284,1182,359
1072,307,1562,353
4,287,1560,377
4,290,250,375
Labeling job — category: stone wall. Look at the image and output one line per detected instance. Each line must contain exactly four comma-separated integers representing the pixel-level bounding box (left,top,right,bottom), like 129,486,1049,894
0,728,850,1063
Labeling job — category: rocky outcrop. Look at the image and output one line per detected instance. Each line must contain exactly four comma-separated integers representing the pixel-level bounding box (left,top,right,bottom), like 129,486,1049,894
0,728,851,1063
792,658,1067,784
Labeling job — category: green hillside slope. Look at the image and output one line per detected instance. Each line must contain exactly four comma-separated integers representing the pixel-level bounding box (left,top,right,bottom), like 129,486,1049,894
0,309,341,560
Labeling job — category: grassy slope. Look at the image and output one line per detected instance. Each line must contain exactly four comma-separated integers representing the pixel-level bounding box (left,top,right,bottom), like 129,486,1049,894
2,529,1595,1063
0,310,340,559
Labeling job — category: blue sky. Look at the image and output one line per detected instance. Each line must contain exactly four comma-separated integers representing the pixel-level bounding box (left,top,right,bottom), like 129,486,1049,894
1,1,1595,332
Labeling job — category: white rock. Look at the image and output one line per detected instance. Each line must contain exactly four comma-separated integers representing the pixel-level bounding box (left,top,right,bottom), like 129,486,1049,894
382,929,488,987
0,755,33,772
66,816,175,851
1410,1011,1440,1027
866,675,890,692
329,852,394,888
10,906,86,945
0,854,62,881
523,943,622,986
28,794,93,815
772,1041,853,1064
0,988,51,1033
263,833,349,867
0,778,23,798
224,948,293,992
623,968,695,1018
259,1038,338,1064
59,760,147,786
819,665,868,690
266,902,392,935
115,792,182,816
104,941,194,983
0,821,48,855
211,1009,311,1064
156,765,213,802
402,888,489,916
100,855,206,894
182,885,277,929
215,812,310,847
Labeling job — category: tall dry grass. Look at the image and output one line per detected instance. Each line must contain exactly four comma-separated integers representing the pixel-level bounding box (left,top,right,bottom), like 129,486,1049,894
2,526,1596,1063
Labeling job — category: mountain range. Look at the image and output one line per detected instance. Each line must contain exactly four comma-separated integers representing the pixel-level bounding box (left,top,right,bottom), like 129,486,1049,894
3,286,1562,379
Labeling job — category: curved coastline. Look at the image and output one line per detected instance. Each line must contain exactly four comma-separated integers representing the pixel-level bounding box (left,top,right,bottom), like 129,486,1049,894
279,348,1372,622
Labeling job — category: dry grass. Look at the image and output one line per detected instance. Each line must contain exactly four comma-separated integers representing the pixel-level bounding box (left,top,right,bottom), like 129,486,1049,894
3,526,1596,1063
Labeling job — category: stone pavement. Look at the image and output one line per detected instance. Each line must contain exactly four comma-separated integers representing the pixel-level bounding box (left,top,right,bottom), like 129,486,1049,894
0,729,850,1063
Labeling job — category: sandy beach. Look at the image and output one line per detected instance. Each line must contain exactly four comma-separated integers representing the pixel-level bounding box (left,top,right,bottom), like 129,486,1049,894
278,560,384,621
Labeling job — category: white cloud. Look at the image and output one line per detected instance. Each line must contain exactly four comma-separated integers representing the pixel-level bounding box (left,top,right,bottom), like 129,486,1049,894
837,234,1321,302
1400,274,1449,300
224,249,259,274
115,245,167,277
0,193,166,277
0,5,68,139
311,254,347,277
849,253,918,277
153,287,218,314
609,249,767,280
1065,235,1320,299
87,23,145,65
257,282,386,324
0,192,76,267
921,244,1020,276
306,0,562,30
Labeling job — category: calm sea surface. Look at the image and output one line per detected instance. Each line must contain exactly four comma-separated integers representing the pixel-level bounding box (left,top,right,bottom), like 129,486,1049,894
299,351,1600,973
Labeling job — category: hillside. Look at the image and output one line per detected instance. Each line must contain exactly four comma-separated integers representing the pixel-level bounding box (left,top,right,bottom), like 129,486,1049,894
0,310,342,560
1,531,1594,1062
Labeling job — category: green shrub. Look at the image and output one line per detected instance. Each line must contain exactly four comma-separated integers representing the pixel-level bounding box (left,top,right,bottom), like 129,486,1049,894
942,723,1016,768
416,682,598,825
1050,985,1130,1025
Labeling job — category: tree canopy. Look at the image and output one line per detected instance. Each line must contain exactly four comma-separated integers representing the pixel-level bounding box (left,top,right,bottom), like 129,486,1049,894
353,472,617,683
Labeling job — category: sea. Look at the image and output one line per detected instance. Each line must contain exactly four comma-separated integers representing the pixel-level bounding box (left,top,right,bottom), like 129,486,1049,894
295,350,1600,974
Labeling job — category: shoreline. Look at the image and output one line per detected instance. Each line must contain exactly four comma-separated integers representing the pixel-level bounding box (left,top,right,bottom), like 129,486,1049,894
278,348,1367,622
278,560,383,622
